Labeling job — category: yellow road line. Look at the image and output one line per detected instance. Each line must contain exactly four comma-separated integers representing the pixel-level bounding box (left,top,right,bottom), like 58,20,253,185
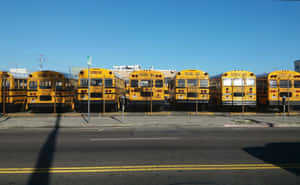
7,113,36,116
188,112,215,115
230,112,257,115
0,164,282,170
145,112,172,115
0,163,299,174
275,112,299,116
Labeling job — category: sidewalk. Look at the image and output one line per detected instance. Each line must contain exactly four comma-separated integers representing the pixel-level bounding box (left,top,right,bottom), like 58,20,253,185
0,115,300,129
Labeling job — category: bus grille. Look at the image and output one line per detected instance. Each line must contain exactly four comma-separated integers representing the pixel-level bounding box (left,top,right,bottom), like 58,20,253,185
280,92,292,97
91,93,102,98
141,92,153,97
233,92,245,97
187,93,198,98
40,96,52,101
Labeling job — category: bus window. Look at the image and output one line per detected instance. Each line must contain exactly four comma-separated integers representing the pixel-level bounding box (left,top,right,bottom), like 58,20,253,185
105,79,113,87
29,81,37,89
91,79,102,86
295,81,300,88
233,78,243,86
24,80,27,89
246,78,255,86
139,80,153,87
187,79,198,87
65,80,71,88
40,80,52,89
14,79,19,89
20,80,24,89
177,79,185,87
2,80,10,89
80,79,88,87
279,80,292,88
56,81,63,90
200,80,208,88
155,80,163,88
269,80,277,88
131,80,138,87
223,78,232,86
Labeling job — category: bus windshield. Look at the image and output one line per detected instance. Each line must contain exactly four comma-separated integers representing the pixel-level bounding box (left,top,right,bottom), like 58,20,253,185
29,81,37,89
40,80,52,89
91,79,103,86
280,80,292,88
139,80,152,87
177,79,185,87
187,79,198,87
223,78,231,86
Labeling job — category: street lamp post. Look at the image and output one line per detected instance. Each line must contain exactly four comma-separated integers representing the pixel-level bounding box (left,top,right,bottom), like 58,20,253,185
87,56,92,123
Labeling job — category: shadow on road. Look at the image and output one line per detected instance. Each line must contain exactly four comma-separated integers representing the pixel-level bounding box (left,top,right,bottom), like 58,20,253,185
244,142,300,176
27,114,61,185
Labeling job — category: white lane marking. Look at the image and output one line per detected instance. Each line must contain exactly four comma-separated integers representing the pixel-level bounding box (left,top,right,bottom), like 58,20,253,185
90,137,181,141
98,129,105,132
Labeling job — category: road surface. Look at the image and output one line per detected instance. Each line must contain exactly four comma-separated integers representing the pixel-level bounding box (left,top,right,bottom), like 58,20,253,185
0,116,300,185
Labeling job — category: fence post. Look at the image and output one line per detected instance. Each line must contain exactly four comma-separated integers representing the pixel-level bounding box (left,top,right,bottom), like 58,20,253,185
2,75,6,114
54,80,57,114
103,75,105,113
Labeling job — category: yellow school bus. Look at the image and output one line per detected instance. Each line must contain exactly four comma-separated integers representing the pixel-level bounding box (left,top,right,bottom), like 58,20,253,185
210,70,256,109
27,71,76,112
76,68,125,112
127,70,165,110
257,70,300,109
0,71,27,113
169,69,209,109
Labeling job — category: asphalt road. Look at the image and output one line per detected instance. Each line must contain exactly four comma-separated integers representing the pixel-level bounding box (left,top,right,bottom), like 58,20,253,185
1,116,300,185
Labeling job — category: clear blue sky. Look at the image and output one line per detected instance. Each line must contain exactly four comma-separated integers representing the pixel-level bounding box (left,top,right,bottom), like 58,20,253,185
0,0,300,75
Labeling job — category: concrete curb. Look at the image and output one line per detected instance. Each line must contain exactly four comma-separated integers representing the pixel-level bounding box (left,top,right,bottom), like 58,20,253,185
6,112,300,117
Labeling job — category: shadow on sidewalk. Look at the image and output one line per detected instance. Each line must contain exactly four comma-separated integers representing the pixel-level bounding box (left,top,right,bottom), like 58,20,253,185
27,114,61,185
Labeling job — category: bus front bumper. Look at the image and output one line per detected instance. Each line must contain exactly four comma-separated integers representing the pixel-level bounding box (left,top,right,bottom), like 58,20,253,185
76,100,116,105
269,101,300,106
222,101,256,106
127,100,165,106
174,100,208,104
28,103,70,109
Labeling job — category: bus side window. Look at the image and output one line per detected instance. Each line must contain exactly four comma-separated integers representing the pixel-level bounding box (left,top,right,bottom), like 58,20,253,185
2,80,10,89
24,80,27,89
15,79,19,89
20,80,24,89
